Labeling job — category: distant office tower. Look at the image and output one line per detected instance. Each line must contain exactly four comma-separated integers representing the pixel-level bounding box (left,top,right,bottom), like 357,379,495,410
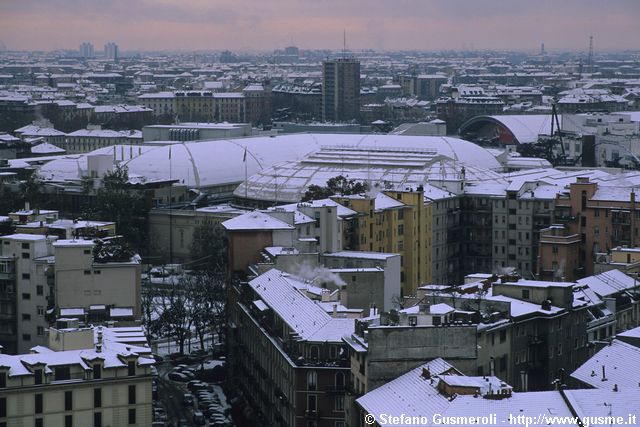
284,45,299,56
322,58,360,122
104,42,119,61
220,50,237,63
79,42,94,58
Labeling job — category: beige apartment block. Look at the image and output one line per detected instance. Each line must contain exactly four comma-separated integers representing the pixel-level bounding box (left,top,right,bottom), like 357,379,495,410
0,326,154,427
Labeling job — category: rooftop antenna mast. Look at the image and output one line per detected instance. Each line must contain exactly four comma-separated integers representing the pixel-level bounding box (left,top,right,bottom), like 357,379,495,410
343,29,347,59
587,35,594,74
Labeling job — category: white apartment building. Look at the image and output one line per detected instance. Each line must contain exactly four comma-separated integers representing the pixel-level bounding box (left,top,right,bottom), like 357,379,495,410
0,235,141,355
0,325,154,427
0,234,54,355
53,239,141,319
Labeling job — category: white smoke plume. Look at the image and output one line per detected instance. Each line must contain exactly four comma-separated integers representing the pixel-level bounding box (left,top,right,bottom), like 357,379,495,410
290,261,347,287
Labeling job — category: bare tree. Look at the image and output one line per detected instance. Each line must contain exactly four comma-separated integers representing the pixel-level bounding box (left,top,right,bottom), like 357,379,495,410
156,284,194,355
184,271,227,351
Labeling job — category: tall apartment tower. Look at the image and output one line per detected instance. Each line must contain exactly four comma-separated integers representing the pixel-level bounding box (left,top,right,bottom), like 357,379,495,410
79,42,94,58
322,58,360,122
104,42,119,61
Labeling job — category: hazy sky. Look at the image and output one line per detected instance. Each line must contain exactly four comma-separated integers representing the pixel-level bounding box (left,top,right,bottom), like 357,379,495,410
1,0,639,52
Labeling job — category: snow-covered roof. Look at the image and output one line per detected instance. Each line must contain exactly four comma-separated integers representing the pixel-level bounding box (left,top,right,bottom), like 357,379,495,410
563,389,640,426
66,129,142,138
277,199,358,218
324,251,399,261
0,342,151,379
1,233,48,242
443,391,572,425
248,269,354,343
459,115,553,144
236,147,502,204
439,374,510,393
617,325,640,339
356,359,457,421
570,340,640,390
429,303,455,315
577,270,637,298
15,125,66,137
31,142,65,154
222,211,295,231
37,134,500,192
59,308,85,317
109,307,134,318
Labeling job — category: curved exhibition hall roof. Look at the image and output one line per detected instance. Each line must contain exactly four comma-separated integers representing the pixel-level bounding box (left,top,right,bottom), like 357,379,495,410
460,115,553,145
37,134,501,189
233,145,506,204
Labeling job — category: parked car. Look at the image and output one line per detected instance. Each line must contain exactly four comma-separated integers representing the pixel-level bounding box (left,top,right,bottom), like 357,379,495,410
168,372,188,382
193,411,206,426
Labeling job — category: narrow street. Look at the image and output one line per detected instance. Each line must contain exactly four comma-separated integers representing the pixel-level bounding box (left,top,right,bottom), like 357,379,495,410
157,362,196,426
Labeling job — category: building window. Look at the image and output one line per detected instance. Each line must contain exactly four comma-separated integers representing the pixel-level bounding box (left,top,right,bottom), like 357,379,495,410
22,333,31,341
34,369,43,384
309,346,319,361
56,367,71,381
335,372,345,388
84,270,91,275
0,397,5,418
128,385,136,404
21,243,30,249
307,371,317,391
398,224,404,236
0,373,5,388
128,408,136,425
22,293,31,300
65,415,73,427
93,364,101,379
522,289,530,300
35,419,43,427
94,412,102,427
22,252,30,259
22,273,30,280
36,285,43,296
37,326,44,336
307,395,317,412
94,388,102,408
22,313,31,321
335,395,344,411
127,361,136,376
65,391,73,410
35,393,43,413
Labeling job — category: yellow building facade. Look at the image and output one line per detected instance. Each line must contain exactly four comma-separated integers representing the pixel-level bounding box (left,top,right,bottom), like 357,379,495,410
332,189,430,296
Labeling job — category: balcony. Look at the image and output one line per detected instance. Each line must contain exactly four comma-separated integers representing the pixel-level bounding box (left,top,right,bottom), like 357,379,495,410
0,312,15,321
0,272,15,280
325,384,347,394
528,335,545,345
304,409,320,418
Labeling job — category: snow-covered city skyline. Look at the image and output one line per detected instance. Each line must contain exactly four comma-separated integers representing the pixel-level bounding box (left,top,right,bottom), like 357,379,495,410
1,0,639,52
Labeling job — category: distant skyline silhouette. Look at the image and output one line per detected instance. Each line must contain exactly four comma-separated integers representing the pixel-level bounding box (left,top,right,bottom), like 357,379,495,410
1,0,639,52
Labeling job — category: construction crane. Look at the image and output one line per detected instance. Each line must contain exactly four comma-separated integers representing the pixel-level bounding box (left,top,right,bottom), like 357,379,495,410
533,100,568,166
